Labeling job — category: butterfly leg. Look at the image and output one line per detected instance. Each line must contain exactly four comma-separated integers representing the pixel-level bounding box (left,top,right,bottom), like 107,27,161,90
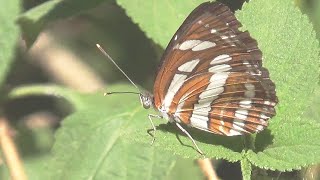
148,114,162,145
175,123,205,155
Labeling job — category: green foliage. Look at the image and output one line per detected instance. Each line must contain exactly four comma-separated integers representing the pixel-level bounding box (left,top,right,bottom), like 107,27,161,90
7,84,204,179
0,0,20,88
45,85,203,179
0,0,319,179
116,0,320,176
235,0,320,174
117,0,208,48
241,157,252,180
17,0,110,47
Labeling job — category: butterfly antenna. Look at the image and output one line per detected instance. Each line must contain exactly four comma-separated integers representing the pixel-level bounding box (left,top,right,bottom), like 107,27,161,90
96,44,140,92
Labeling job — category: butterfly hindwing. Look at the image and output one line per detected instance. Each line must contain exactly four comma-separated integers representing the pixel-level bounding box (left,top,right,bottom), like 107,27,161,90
153,2,277,136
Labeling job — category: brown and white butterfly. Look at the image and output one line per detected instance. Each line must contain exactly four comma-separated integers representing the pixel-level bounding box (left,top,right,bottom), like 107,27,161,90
98,1,278,155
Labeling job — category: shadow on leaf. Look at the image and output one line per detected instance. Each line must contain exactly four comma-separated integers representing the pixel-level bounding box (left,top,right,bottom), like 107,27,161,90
156,123,243,153
155,123,274,153
254,129,274,152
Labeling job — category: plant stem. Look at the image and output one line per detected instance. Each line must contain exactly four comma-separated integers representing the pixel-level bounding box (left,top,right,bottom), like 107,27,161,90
243,134,256,151
0,117,27,180
197,158,219,180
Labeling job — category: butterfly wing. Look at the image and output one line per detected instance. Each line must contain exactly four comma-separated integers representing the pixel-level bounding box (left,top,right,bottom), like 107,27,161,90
153,2,278,135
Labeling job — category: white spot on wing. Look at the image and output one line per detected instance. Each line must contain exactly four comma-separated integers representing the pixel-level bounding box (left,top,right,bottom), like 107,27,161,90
240,99,252,108
240,100,251,105
197,73,229,102
178,59,200,72
233,120,245,128
231,118,247,135
219,126,224,134
211,29,217,33
175,92,190,114
197,87,223,101
209,64,231,73
179,40,201,50
235,109,248,120
163,74,187,110
191,102,211,129
243,60,252,67
228,129,242,136
221,35,228,39
219,116,225,134
173,43,180,50
190,73,229,130
192,41,216,51
211,54,232,65
174,35,178,41
260,113,269,119
190,114,209,130
256,125,264,132
210,72,230,84
264,101,271,105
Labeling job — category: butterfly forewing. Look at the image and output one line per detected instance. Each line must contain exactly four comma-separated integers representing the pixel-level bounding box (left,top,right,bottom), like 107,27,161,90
153,2,278,136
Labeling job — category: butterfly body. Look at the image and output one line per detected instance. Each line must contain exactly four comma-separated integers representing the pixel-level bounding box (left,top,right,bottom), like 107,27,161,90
139,2,278,138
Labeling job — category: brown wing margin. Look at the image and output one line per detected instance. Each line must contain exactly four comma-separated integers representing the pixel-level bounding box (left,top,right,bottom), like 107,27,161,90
159,2,240,65
154,2,242,107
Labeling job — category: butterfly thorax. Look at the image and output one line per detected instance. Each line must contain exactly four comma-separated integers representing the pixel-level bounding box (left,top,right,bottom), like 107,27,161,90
157,104,175,122
140,92,176,122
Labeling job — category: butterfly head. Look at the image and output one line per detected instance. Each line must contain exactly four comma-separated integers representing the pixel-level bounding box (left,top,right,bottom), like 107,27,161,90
139,92,154,109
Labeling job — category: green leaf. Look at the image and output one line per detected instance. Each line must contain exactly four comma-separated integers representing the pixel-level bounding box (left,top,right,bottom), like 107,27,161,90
305,85,320,122
0,126,54,180
11,0,320,177
235,0,320,171
46,85,203,179
237,0,320,123
119,0,320,119
240,155,252,180
9,84,244,165
116,0,320,171
0,0,20,87
17,0,110,47
0,155,50,180
116,0,208,48
8,84,89,110
247,120,320,171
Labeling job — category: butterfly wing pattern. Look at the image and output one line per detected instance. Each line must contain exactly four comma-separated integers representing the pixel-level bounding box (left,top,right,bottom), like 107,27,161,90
152,2,278,136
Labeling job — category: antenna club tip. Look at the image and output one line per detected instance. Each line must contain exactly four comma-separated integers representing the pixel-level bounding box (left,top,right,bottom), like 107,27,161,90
96,43,101,48
103,92,111,96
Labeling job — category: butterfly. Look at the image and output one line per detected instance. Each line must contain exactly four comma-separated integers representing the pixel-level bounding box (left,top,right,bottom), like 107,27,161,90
99,1,278,155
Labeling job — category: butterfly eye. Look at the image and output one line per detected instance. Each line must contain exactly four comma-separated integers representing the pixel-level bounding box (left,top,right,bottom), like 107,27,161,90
139,93,152,109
